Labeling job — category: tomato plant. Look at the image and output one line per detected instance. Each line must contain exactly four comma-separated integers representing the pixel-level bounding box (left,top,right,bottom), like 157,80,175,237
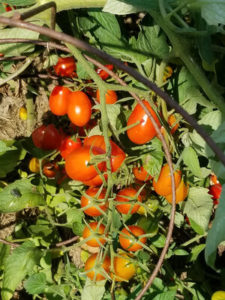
43,161,59,178
119,225,147,251
111,253,136,282
165,179,189,204
54,56,76,77
132,166,152,181
82,221,107,247
49,86,71,116
209,184,222,205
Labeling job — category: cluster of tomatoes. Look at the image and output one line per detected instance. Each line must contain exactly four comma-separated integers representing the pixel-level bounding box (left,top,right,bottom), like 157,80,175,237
29,56,192,282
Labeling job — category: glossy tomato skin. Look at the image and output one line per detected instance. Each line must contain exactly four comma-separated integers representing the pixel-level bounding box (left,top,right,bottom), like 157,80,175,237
59,136,82,159
54,57,76,77
49,86,71,116
132,166,152,182
127,100,160,145
29,157,40,173
96,89,118,104
65,146,105,182
111,253,135,282
168,114,179,134
153,164,182,196
209,183,222,205
32,124,62,150
210,174,219,185
43,162,59,178
119,225,146,251
81,187,108,217
165,179,189,204
67,91,92,127
85,253,110,281
211,291,225,300
82,222,107,247
116,187,142,214
96,64,113,80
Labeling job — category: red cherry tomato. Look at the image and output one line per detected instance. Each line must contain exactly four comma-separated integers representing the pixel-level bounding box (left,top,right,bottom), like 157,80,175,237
67,91,92,127
65,146,105,182
132,166,152,182
127,100,161,144
81,187,108,217
209,184,222,205
43,161,59,178
4,3,15,11
31,124,62,151
119,225,147,251
96,89,118,104
59,136,82,159
116,187,142,214
49,86,71,116
54,56,76,77
96,64,114,80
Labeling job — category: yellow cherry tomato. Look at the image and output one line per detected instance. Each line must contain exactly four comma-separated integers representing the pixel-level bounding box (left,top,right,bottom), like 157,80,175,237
29,157,40,173
211,291,225,300
19,107,27,120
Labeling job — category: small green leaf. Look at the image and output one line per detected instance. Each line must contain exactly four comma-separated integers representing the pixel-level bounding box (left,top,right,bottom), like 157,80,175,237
24,273,47,295
81,278,106,300
103,0,139,15
174,249,189,256
182,146,203,178
190,244,205,262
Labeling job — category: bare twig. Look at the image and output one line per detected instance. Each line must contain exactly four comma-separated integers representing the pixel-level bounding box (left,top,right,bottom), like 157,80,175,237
0,238,19,247
55,236,79,247
0,55,26,61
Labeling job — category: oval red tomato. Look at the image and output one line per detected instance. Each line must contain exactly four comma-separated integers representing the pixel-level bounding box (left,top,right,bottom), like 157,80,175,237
49,86,71,116
54,56,76,77
59,135,82,159
127,100,161,144
31,124,62,150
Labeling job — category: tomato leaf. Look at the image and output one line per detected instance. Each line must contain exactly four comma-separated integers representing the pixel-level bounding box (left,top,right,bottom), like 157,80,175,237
24,273,47,295
81,278,105,300
200,1,225,25
103,0,139,15
152,290,176,300
184,187,213,234
0,179,44,213
182,146,205,178
199,110,222,130
1,241,41,300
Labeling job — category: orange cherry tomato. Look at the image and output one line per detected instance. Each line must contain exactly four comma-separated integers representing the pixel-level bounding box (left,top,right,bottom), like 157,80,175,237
111,253,136,282
82,222,107,247
83,173,108,187
43,162,59,178
59,135,82,159
153,164,182,196
127,100,161,145
85,253,110,281
116,187,142,214
132,166,152,182
168,114,179,134
67,91,92,127
49,86,71,116
96,64,114,80
96,89,118,104
54,56,76,77
65,146,105,182
210,173,219,185
165,179,189,204
81,187,108,217
119,225,147,251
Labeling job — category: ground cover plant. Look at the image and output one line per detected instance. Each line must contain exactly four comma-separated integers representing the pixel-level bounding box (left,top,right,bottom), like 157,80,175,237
0,0,225,299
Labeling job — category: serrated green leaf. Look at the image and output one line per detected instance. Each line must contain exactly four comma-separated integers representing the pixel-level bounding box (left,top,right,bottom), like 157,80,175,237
106,103,121,131
77,60,94,80
1,241,41,300
199,110,222,130
184,187,213,234
81,278,105,300
24,273,47,295
200,0,225,25
182,146,202,178
0,244,10,269
0,179,44,213
103,0,139,15
152,290,176,300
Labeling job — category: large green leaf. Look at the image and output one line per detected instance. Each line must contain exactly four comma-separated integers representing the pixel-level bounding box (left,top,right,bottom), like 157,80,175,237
0,179,44,213
103,0,139,14
81,278,105,300
24,273,47,295
1,241,42,300
200,0,225,25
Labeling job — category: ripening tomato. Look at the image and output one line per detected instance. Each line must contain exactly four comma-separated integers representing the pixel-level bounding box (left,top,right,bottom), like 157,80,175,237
65,146,105,182
163,65,173,82
96,89,118,104
54,56,76,77
43,161,59,178
49,86,71,116
153,164,182,196
96,64,113,80
210,173,219,185
83,173,108,187
31,124,62,150
165,179,189,204
28,157,40,173
116,187,142,214
119,225,146,251
81,187,108,217
132,166,152,181
127,100,161,144
82,222,107,247
85,253,110,281
168,114,179,134
59,135,82,159
111,253,136,282
84,135,126,172
211,291,225,300
67,91,92,127
209,183,222,205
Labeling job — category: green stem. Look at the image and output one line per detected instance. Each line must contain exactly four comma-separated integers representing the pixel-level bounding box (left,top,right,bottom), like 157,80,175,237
181,234,206,247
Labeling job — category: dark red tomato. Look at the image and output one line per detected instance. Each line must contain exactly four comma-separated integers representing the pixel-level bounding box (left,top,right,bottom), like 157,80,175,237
43,162,59,178
81,187,108,217
209,183,222,205
49,86,71,116
67,91,92,127
119,225,147,251
59,136,82,159
54,56,76,77
65,146,105,182
96,64,114,80
32,124,62,150
116,187,142,214
127,100,161,144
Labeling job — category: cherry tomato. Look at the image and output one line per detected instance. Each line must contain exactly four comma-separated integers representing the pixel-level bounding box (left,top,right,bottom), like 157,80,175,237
153,164,182,196
67,91,92,127
132,166,152,182
59,135,82,159
96,89,118,104
85,253,110,281
84,135,126,172
211,291,225,300
210,173,219,185
28,157,40,173
54,56,76,77
209,183,222,205
116,187,142,214
81,187,108,217
111,253,135,282
43,162,59,178
127,100,161,144
82,222,107,247
31,124,62,150
165,179,189,204
83,173,108,187
168,114,179,134
65,146,105,182
19,107,27,120
96,64,114,80
4,3,15,11
49,86,71,116
119,225,146,251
